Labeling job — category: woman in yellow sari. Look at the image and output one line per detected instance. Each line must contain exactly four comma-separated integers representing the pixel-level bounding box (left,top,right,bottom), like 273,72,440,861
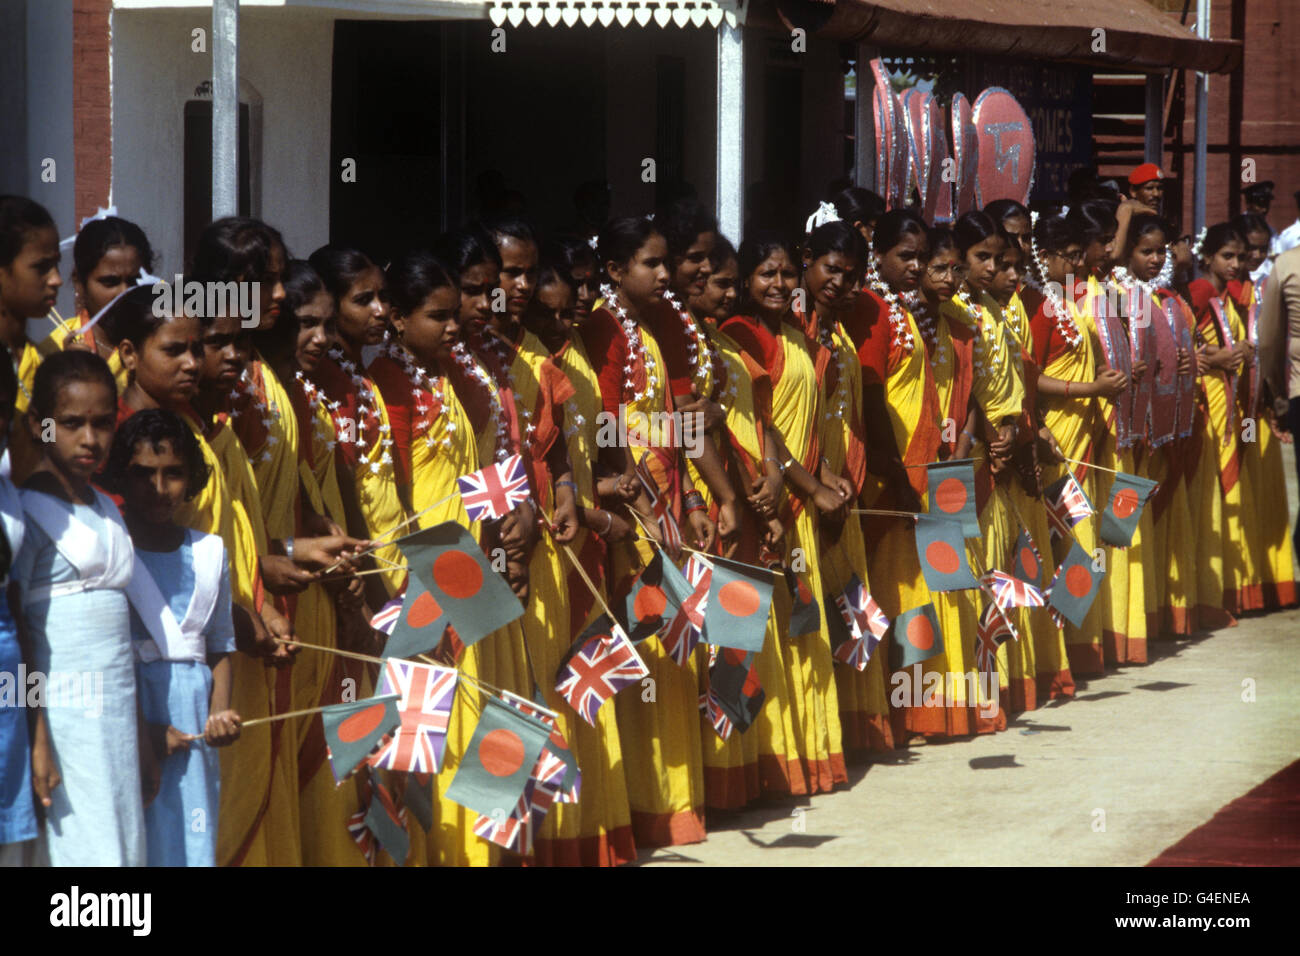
47,214,148,392
1024,212,1123,674
690,235,809,795
1228,215,1298,610
580,216,710,847
307,247,408,604
726,229,855,783
797,220,898,758
1188,224,1256,618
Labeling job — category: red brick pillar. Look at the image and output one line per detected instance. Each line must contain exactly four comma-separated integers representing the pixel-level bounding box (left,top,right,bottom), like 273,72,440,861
73,0,113,225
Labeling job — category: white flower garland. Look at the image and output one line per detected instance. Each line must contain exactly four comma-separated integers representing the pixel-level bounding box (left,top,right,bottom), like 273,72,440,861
228,367,277,463
817,321,851,418
956,290,1005,376
450,342,511,462
477,330,537,448
1024,225,1083,350
663,289,729,409
599,283,660,404
384,339,456,453
324,346,393,474
294,371,342,453
866,260,915,355
912,301,949,369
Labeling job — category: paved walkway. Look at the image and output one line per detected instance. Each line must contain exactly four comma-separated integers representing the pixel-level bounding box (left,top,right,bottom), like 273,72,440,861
637,605,1300,866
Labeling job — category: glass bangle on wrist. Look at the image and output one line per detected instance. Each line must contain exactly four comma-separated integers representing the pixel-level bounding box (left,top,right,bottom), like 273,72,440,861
284,536,295,560
556,479,577,492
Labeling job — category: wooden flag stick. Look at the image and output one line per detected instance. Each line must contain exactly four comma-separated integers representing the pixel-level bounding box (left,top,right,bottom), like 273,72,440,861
1060,456,1124,477
318,564,407,581
321,491,460,573
556,536,620,625
277,637,385,666
45,308,65,330
851,508,921,519
240,703,338,728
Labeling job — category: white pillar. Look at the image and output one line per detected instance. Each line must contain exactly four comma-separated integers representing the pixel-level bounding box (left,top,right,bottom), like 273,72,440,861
715,20,744,243
212,0,239,219
1144,73,1163,165
1193,0,1210,235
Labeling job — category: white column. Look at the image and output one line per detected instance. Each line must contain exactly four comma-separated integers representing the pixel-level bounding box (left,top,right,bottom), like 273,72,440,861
1193,0,1210,235
212,0,240,219
715,20,744,243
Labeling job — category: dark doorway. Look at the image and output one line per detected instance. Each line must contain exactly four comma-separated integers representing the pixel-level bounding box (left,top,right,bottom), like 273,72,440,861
330,20,444,264
761,65,803,233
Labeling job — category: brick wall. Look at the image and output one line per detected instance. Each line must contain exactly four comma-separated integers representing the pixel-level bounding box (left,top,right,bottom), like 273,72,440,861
73,0,112,224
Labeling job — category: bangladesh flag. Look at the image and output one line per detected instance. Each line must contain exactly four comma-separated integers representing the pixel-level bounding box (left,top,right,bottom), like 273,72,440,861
445,695,552,820
783,566,821,638
927,459,980,537
891,603,945,669
404,772,434,832
385,521,523,659
706,645,765,733
1098,471,1159,547
1011,525,1044,586
914,514,978,592
702,554,775,652
621,549,689,643
1047,541,1104,628
364,777,410,865
320,694,401,784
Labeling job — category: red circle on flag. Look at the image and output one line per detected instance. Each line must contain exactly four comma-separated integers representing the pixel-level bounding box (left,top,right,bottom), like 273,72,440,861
432,549,483,599
406,590,443,628
796,579,812,604
634,585,668,620
479,728,526,777
1018,547,1039,580
337,702,389,743
906,613,935,650
719,580,761,617
925,540,961,575
1112,487,1139,519
935,477,968,514
1065,564,1093,598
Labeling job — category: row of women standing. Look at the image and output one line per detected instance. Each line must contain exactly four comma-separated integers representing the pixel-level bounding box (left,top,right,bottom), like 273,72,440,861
0,183,1292,867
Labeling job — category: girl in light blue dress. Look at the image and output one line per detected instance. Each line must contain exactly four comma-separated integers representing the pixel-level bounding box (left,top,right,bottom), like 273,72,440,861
101,408,240,866
0,354,36,864
13,350,148,866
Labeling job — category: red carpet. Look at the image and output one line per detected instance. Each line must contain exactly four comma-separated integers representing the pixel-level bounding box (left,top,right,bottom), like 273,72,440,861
1148,759,1300,866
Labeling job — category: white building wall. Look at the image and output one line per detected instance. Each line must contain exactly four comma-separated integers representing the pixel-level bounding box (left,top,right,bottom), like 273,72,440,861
111,8,333,271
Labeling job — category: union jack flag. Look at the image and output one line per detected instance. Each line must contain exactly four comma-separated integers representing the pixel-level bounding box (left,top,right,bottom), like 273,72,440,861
1045,473,1092,543
457,453,531,522
662,553,710,665
555,616,648,726
366,659,457,773
981,569,1046,610
635,454,682,555
473,790,529,853
1044,561,1070,630
369,594,404,636
699,691,734,740
833,574,890,671
347,805,375,865
974,602,1015,676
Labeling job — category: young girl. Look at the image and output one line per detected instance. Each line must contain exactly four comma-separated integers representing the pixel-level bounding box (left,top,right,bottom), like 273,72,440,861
14,350,147,866
0,356,35,864
48,215,155,391
0,196,64,482
100,408,241,866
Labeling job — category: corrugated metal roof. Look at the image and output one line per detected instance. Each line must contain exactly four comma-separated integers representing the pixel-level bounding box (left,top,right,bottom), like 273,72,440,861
772,0,1241,73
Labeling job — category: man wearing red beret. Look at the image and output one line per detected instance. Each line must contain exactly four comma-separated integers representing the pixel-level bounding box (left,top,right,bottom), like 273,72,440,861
1127,162,1167,211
